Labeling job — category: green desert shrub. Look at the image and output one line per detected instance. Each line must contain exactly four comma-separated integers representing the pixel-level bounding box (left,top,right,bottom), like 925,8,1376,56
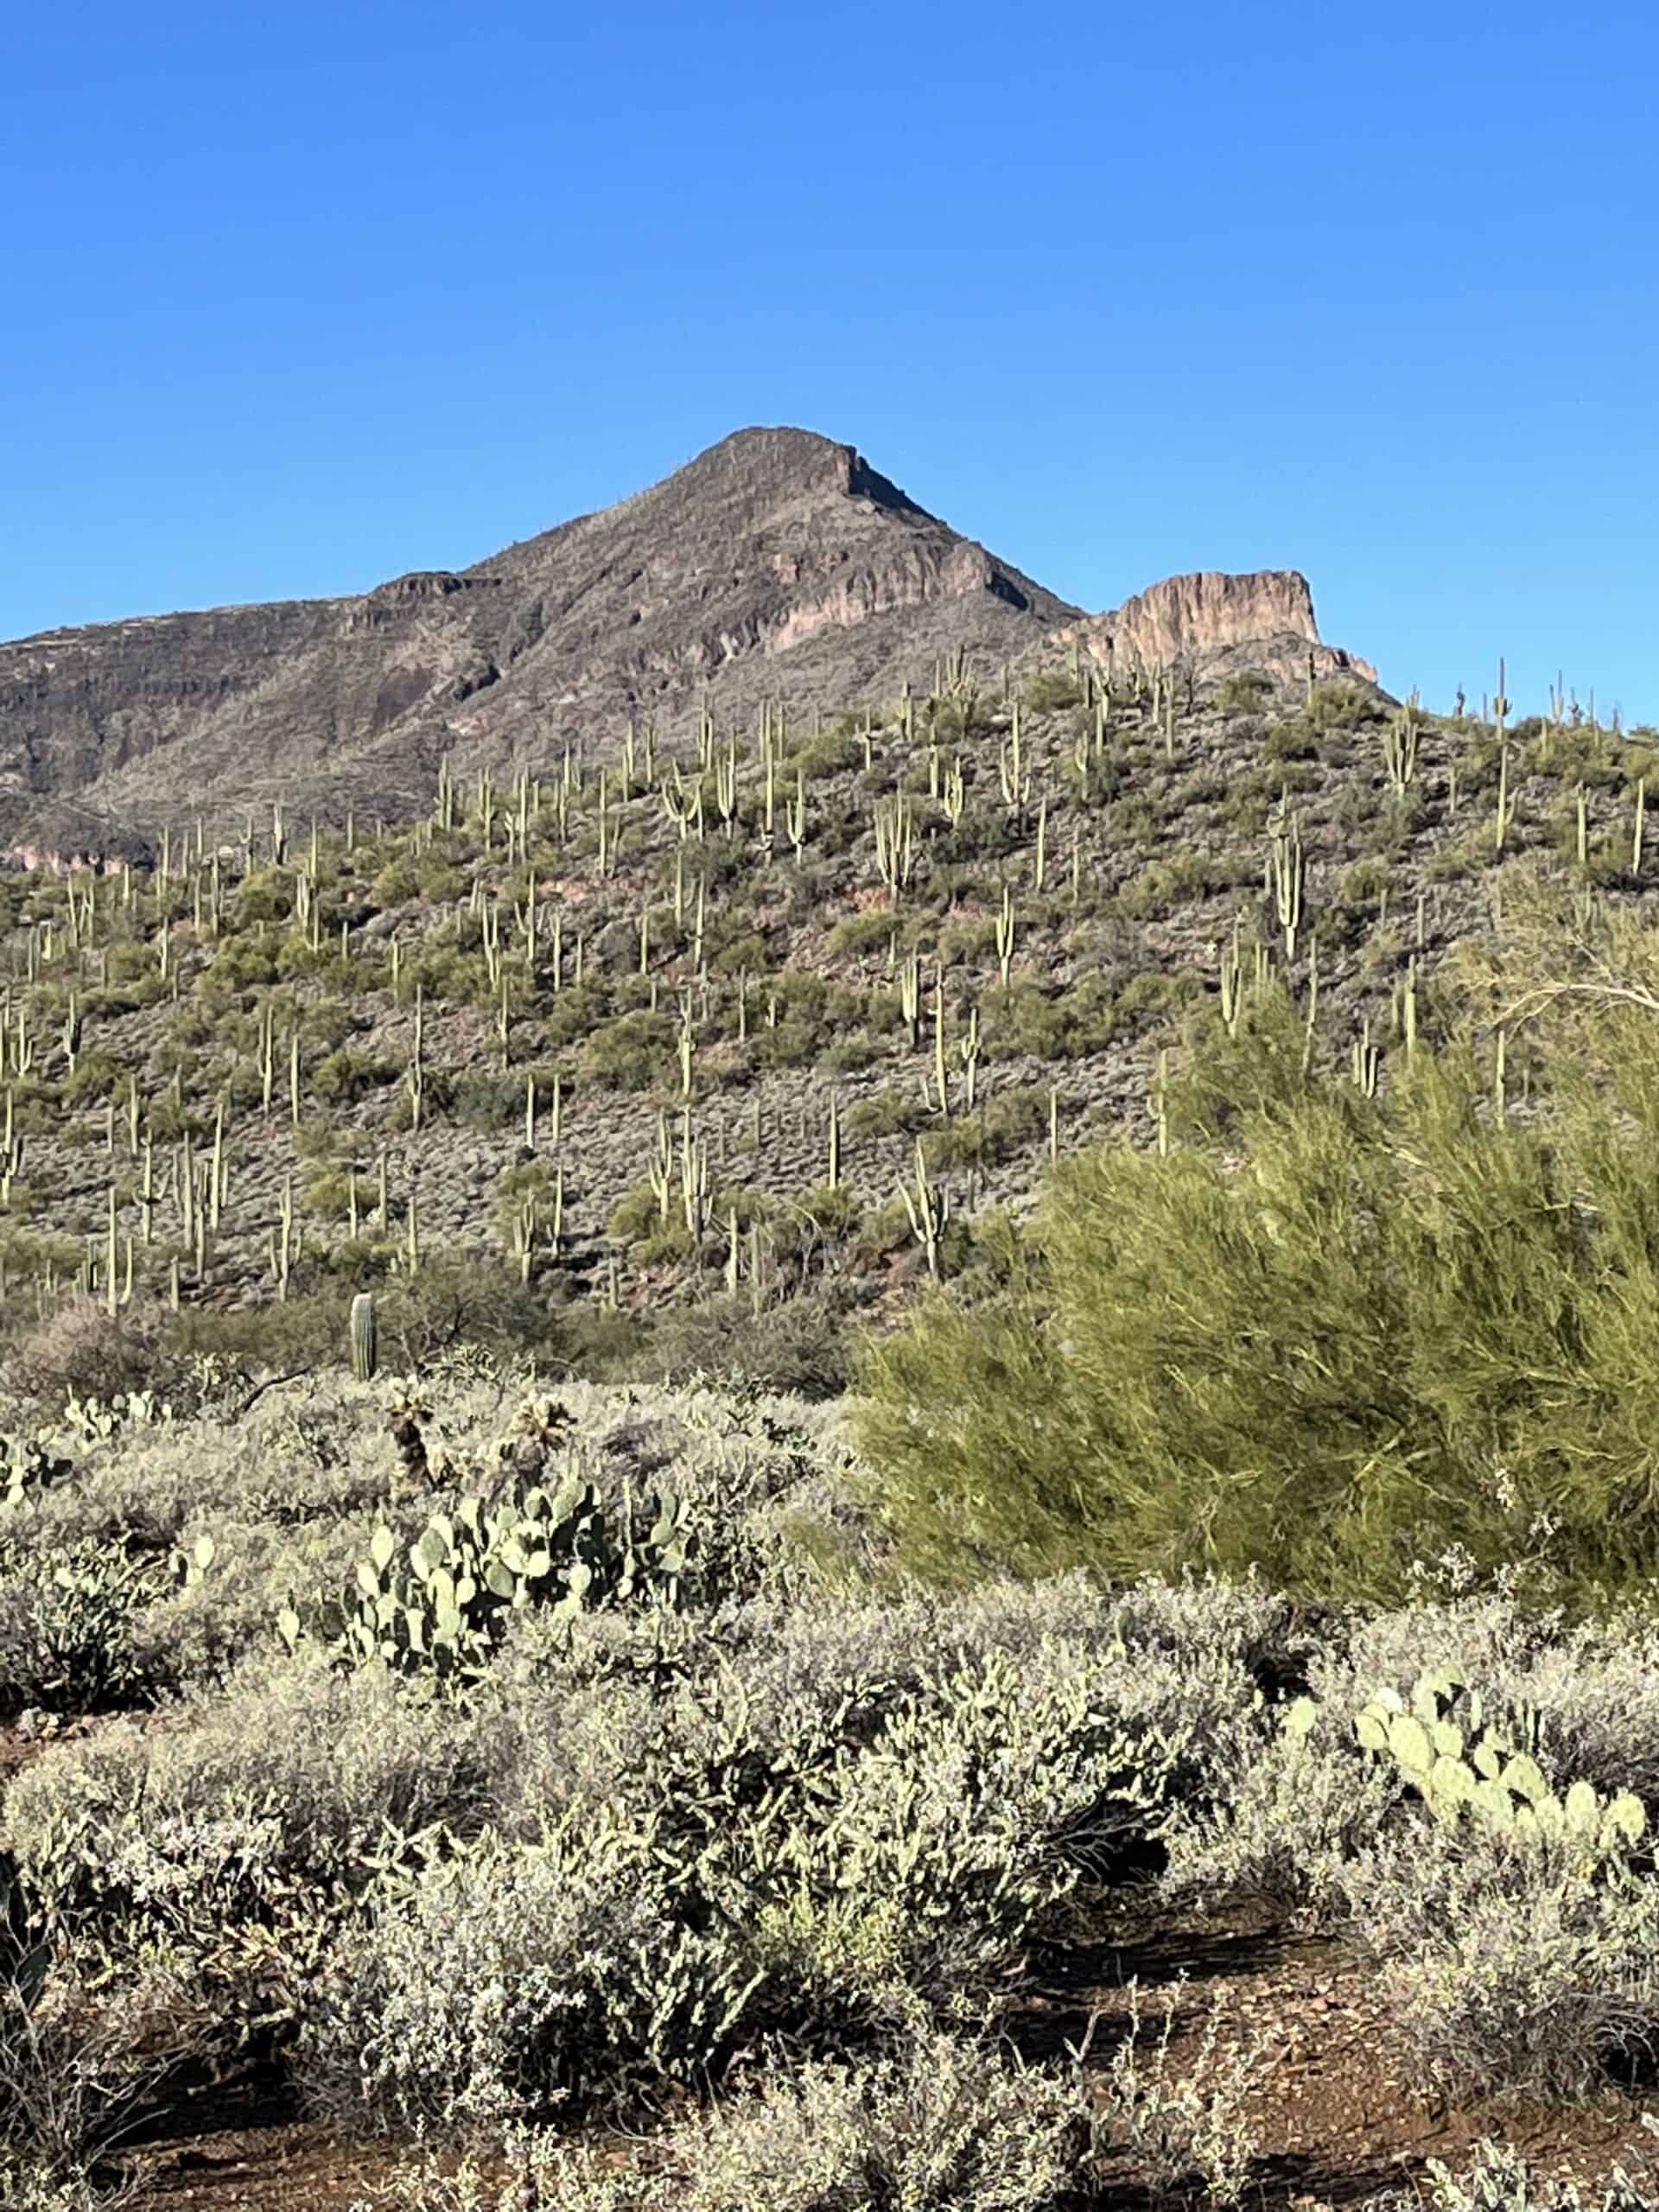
577,1011,675,1091
0,1539,162,1718
1261,715,1319,765
826,911,897,960
161,1255,556,1381
633,1293,854,1400
1306,678,1380,731
785,729,863,779
500,1608,1236,2044
856,1017,1659,1604
3,1297,181,1414
1214,670,1274,715
311,1045,397,1104
1113,850,1227,922
1338,1823,1659,2101
1023,669,1084,714
636,2030,1096,2212
5,1649,509,2008
369,1255,560,1369
1160,1695,1395,1919
920,1087,1047,1174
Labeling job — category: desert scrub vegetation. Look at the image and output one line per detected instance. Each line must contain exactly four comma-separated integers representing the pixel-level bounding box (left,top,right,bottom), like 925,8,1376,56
5,664,1659,2202
2,1361,1659,2202
0,1371,1279,2196
361,2030,1105,2211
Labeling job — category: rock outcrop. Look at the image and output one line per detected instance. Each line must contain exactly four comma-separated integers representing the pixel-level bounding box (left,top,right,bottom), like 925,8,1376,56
1052,569,1376,687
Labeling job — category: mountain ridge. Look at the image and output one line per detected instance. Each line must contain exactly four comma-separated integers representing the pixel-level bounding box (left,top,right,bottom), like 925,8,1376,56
0,426,1376,863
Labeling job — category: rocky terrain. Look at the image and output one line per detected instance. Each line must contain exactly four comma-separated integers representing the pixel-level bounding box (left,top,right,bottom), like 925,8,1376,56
0,426,1375,861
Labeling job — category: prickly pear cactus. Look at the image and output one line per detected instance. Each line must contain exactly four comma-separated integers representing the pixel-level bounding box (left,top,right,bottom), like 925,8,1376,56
59,1389,170,1446
1355,1667,1646,1859
280,1457,701,1681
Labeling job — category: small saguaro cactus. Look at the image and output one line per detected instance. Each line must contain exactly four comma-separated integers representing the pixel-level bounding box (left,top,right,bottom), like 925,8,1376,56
1267,802,1306,962
350,1292,377,1382
900,1138,950,1280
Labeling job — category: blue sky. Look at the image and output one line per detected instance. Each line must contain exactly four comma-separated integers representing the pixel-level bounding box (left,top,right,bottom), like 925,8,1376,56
6,2,1656,720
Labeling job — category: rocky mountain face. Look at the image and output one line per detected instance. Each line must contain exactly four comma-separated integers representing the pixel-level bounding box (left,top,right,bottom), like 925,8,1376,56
0,427,1377,861
1052,569,1377,690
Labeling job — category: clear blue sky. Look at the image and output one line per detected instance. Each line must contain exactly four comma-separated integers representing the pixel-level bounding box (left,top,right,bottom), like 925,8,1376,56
7,3,1656,721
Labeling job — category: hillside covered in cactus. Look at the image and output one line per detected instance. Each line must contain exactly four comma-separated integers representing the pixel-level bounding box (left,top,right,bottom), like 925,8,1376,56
0,587,1652,1363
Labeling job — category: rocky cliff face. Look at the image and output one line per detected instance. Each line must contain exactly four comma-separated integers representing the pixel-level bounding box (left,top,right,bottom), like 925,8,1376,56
1052,569,1376,686
0,430,1380,860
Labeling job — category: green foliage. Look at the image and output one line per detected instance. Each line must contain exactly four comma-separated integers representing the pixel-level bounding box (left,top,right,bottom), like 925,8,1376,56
1351,1669,1646,1856
560,2031,1097,2212
1395,2138,1659,2212
578,1011,676,1091
301,1821,763,2127
1340,1804,1659,2100
1214,671,1274,716
855,1023,1659,1604
1261,717,1319,765
827,912,898,959
785,729,863,779
0,1537,157,1716
311,1045,397,1103
0,1434,73,1513
1114,851,1228,921
1306,679,1381,732
636,1292,855,1399
1023,670,1084,714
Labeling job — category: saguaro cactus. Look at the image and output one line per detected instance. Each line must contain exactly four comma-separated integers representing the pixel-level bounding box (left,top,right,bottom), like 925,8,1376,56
350,1292,378,1382
900,1139,950,1280
1267,804,1306,962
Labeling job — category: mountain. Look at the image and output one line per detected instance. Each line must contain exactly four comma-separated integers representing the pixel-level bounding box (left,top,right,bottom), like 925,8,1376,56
0,426,1375,861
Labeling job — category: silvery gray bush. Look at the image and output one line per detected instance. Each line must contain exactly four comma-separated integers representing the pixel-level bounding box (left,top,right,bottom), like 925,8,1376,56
301,1819,760,2127
1381,2133,1659,2212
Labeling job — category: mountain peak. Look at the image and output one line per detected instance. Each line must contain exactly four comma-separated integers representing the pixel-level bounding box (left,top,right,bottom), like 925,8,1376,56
620,425,931,528
0,429,1072,844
